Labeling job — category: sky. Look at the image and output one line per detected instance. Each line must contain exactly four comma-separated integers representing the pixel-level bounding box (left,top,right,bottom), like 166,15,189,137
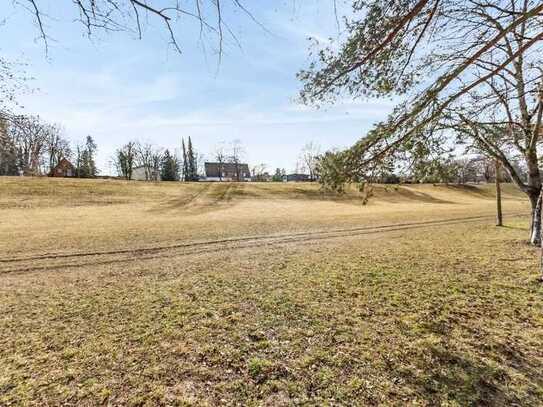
1,1,396,175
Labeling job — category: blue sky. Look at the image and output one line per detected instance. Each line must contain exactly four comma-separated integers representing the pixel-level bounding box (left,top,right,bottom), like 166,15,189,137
1,1,396,174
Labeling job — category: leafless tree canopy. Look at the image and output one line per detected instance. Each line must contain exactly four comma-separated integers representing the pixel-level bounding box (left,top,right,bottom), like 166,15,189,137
228,139,245,181
45,124,71,171
299,142,321,181
115,140,138,180
136,142,163,181
213,142,228,181
17,0,258,56
0,57,31,118
8,115,55,175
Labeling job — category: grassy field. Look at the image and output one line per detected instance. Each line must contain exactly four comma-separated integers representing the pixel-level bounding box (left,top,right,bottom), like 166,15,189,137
1,177,542,405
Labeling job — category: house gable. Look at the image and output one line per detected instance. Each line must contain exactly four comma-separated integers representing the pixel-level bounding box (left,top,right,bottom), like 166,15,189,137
205,162,251,181
50,158,76,177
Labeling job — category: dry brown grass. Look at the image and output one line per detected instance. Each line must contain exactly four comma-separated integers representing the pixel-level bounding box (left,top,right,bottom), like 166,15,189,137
0,177,528,256
0,177,541,405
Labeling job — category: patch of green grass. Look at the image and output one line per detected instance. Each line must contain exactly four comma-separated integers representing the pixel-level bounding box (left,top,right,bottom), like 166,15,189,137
1,218,542,405
0,177,540,404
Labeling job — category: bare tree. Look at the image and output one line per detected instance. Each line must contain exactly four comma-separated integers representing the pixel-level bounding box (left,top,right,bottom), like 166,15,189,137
136,142,163,181
251,163,267,181
4,116,72,176
294,157,307,175
8,115,51,176
136,142,153,181
115,141,138,180
229,139,245,182
299,142,321,181
471,156,494,183
0,117,18,175
45,124,71,173
213,142,228,182
150,149,163,181
454,158,479,185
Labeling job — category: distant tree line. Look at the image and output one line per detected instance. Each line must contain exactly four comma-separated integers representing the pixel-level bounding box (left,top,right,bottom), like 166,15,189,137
0,115,98,177
317,153,524,188
113,136,201,182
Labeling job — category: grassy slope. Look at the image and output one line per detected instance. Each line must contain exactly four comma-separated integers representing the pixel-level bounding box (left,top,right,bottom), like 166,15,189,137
0,177,529,255
0,177,542,405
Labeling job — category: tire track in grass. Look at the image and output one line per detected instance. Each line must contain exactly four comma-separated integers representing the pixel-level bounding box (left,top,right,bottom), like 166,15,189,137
0,213,527,274
0,213,526,263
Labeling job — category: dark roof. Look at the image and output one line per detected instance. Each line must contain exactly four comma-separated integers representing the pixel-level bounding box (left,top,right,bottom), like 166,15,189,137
49,158,75,176
55,158,75,169
205,162,250,178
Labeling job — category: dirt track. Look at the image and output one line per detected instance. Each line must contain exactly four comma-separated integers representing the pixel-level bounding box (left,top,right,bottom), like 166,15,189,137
0,213,526,275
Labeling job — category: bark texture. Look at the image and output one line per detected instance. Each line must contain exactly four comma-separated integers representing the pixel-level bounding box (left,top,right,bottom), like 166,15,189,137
495,160,502,227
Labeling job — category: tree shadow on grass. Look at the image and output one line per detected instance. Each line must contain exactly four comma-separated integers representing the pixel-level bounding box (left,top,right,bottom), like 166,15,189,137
399,336,543,405
245,185,454,205
446,184,495,198
404,346,508,405
145,182,513,215
375,186,454,204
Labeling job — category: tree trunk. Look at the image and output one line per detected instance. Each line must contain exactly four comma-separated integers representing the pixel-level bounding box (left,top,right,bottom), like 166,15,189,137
538,188,543,282
531,192,542,246
524,147,542,245
495,160,503,227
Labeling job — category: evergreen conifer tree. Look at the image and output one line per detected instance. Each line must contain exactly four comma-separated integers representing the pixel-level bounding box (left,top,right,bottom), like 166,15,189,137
161,149,179,181
78,136,98,178
181,138,189,182
187,136,198,181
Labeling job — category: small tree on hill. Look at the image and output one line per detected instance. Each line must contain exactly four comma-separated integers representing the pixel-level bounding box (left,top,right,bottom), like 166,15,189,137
181,138,189,181
161,149,179,181
46,125,71,174
229,139,245,182
299,142,321,181
181,137,198,181
214,142,228,181
187,137,198,181
115,141,138,180
0,117,17,175
272,168,285,182
78,136,98,178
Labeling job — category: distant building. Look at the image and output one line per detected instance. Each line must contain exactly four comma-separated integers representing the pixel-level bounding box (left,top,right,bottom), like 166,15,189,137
50,158,76,177
132,166,161,181
205,162,251,182
286,173,311,182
